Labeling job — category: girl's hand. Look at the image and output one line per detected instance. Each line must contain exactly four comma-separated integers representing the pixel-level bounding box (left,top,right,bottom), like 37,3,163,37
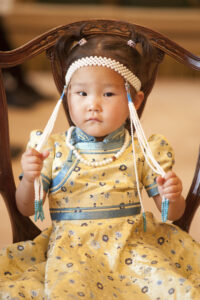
21,148,49,183
156,171,182,203
153,171,185,220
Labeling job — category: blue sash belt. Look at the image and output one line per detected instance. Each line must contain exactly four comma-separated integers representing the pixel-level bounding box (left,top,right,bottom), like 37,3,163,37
50,203,141,221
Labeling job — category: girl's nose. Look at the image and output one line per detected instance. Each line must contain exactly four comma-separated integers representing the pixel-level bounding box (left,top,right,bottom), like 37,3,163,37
88,97,102,112
88,104,101,112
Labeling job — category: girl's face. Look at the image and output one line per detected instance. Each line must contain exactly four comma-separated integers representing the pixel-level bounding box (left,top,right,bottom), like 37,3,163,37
67,66,142,140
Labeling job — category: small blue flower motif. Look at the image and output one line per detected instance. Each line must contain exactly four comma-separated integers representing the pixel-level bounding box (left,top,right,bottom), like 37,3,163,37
167,152,172,158
141,286,148,294
92,175,99,181
168,288,175,295
97,282,103,290
125,258,132,265
17,245,24,251
170,226,178,233
102,235,109,242
104,193,110,199
91,240,101,249
115,232,122,238
74,166,81,172
160,139,167,146
64,197,69,203
107,275,114,281
119,164,127,171
77,291,85,296
31,290,38,297
157,237,165,245
127,219,134,225
66,262,73,268
56,152,62,158
31,257,36,262
4,271,12,276
175,263,181,268
157,280,162,285
185,286,192,293
179,278,186,284
127,192,133,198
70,181,74,186
61,186,67,192
186,264,192,271
179,239,184,246
36,131,43,136
69,230,75,236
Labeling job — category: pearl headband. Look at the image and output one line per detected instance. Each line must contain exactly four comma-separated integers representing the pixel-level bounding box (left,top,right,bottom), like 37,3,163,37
65,56,141,92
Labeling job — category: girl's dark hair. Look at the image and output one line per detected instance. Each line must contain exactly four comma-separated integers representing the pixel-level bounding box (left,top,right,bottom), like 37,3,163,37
53,27,163,129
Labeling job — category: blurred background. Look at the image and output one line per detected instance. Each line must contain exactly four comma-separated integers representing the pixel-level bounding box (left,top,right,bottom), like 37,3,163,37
0,0,200,248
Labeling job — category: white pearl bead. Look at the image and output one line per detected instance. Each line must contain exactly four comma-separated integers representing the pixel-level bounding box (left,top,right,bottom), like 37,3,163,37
66,127,129,168
65,56,141,93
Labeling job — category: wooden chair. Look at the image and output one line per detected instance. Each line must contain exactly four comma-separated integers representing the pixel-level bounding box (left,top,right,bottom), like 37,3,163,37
0,19,199,243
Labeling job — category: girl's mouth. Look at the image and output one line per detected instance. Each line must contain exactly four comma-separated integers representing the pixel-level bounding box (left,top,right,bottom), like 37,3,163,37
87,118,102,122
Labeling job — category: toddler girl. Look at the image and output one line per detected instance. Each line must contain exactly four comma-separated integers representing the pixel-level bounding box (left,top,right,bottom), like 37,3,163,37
0,29,200,299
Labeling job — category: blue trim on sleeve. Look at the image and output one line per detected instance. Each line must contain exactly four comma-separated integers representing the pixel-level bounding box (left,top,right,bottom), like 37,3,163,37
147,186,159,197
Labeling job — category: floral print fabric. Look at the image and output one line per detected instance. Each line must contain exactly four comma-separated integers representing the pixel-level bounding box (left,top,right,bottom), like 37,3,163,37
0,127,200,299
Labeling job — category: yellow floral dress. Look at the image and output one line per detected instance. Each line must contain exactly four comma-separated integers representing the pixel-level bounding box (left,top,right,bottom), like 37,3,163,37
0,126,200,299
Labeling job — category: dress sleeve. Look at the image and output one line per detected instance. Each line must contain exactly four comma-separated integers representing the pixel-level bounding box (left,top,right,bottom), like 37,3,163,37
26,130,55,193
141,134,175,198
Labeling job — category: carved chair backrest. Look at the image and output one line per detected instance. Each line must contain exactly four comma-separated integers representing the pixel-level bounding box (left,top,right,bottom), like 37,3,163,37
0,20,199,243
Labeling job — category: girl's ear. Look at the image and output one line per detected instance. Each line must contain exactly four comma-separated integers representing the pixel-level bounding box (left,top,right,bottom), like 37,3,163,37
134,91,144,110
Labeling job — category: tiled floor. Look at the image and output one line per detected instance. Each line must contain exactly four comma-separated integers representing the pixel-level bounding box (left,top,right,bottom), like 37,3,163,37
0,73,199,248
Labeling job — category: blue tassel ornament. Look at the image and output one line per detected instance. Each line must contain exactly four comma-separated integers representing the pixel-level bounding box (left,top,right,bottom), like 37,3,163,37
161,198,169,222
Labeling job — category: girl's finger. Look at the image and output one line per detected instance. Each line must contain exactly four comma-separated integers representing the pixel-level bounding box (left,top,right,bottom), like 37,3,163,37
25,148,43,158
41,150,50,160
156,176,165,186
162,185,181,195
24,163,43,172
162,178,181,189
163,171,177,181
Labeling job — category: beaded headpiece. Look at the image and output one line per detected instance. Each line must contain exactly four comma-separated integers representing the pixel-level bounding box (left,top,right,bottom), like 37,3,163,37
34,38,169,229
65,56,141,92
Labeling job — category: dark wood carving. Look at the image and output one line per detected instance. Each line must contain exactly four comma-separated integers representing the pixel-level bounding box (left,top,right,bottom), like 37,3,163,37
0,20,199,70
0,19,199,243
0,69,41,243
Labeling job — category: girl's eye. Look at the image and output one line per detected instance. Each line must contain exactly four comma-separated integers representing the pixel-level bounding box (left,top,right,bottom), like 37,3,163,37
78,91,87,96
104,92,114,97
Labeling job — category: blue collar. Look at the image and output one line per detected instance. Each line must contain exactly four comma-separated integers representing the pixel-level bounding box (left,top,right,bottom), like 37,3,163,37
72,125,126,144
